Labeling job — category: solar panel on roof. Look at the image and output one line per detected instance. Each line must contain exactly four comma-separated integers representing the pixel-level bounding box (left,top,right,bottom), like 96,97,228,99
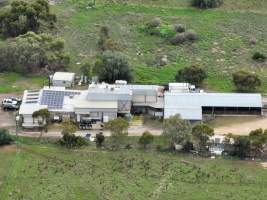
40,90,80,109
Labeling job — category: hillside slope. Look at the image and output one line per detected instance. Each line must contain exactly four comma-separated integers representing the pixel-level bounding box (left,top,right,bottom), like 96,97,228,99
53,0,267,92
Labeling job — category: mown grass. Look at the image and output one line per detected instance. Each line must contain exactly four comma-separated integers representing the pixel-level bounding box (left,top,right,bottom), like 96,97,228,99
0,73,47,93
52,0,267,92
1,138,267,200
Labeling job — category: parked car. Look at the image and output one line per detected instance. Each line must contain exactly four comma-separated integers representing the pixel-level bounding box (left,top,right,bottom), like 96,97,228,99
1,97,21,110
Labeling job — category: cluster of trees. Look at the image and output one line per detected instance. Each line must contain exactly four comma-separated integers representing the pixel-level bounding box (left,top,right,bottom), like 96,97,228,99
0,32,69,75
227,129,267,158
0,0,56,37
0,128,13,146
162,114,214,154
191,0,224,9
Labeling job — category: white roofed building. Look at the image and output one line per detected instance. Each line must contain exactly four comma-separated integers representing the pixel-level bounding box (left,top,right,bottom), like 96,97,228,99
52,72,75,88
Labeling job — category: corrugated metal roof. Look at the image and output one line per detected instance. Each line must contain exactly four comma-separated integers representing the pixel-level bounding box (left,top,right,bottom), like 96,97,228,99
53,72,75,81
164,92,262,120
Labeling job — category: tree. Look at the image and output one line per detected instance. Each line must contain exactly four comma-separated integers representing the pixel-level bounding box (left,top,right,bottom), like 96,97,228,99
106,118,129,149
80,61,92,78
97,26,118,52
0,0,56,37
0,32,69,75
95,132,105,148
191,0,224,9
192,124,214,153
59,122,87,148
139,131,154,149
249,129,267,157
93,51,133,83
32,108,50,137
232,71,261,92
233,136,251,159
0,128,13,146
175,65,207,86
162,114,192,149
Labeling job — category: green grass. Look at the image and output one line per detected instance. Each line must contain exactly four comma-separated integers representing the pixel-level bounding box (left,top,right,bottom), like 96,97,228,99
0,73,47,93
52,0,267,92
1,138,267,200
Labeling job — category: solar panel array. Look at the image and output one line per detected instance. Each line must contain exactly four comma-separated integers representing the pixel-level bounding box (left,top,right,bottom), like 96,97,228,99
40,90,80,109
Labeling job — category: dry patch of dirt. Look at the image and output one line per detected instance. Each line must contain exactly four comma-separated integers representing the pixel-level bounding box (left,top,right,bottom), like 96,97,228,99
0,145,18,153
261,162,267,169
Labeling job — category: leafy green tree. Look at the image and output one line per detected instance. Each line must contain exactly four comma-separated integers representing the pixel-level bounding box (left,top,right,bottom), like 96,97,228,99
0,32,69,75
32,108,50,137
106,118,129,149
93,51,133,83
192,124,214,153
0,128,13,146
162,114,192,149
80,61,92,78
175,65,207,86
0,0,56,37
232,71,261,92
233,136,251,159
139,131,154,149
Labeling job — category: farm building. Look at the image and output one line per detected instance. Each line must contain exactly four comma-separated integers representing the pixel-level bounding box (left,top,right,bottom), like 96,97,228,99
51,72,76,87
164,83,262,120
18,80,263,128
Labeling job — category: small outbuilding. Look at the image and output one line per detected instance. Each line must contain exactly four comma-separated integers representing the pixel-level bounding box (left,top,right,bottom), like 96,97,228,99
52,72,75,88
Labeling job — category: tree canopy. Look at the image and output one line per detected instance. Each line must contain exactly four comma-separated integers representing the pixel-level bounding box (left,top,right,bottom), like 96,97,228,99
0,31,69,75
192,124,214,152
0,0,56,37
93,51,133,83
163,114,192,148
232,71,261,92
175,65,207,86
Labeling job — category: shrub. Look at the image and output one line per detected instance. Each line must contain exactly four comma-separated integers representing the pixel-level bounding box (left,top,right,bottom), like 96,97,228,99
184,31,198,41
232,71,261,92
139,131,154,149
252,52,266,62
60,133,87,148
96,132,105,148
146,17,161,28
0,129,13,146
170,33,186,45
191,0,224,9
173,24,185,33
249,37,257,45
175,65,207,86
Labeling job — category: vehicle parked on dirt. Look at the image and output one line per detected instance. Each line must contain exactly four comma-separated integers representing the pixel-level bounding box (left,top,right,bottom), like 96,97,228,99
1,97,22,110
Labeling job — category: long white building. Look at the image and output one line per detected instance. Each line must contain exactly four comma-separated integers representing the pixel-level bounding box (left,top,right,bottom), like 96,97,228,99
18,81,263,128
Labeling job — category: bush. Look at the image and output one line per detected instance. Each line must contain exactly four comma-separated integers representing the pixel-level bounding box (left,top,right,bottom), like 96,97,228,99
146,17,161,28
184,31,198,41
170,33,186,45
139,131,154,149
95,132,105,148
93,51,133,83
173,24,185,33
175,65,207,86
232,71,261,92
0,0,56,37
191,0,224,9
0,32,69,75
252,52,266,62
0,129,13,146
60,133,87,148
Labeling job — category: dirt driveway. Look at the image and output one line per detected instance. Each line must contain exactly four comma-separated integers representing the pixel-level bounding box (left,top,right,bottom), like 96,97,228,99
212,116,267,135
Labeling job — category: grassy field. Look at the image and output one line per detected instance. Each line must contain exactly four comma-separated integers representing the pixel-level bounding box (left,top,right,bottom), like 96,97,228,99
52,0,267,92
0,137,267,200
0,73,47,93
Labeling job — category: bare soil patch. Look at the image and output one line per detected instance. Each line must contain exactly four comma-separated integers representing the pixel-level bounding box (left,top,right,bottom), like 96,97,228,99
0,145,18,153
